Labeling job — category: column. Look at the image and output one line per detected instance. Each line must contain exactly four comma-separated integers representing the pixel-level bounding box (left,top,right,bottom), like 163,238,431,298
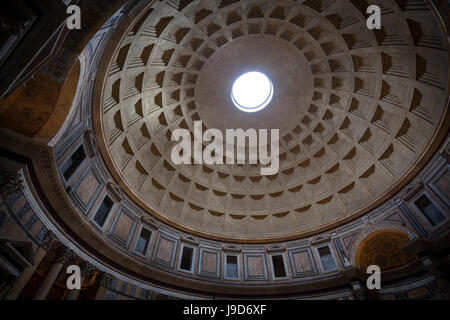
65,262,95,300
5,231,58,300
32,246,72,300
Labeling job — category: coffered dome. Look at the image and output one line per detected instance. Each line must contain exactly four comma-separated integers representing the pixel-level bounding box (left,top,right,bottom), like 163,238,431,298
97,0,448,241
1,0,450,302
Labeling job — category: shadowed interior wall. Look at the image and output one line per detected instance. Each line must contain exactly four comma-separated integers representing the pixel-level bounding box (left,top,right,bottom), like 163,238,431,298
0,61,80,141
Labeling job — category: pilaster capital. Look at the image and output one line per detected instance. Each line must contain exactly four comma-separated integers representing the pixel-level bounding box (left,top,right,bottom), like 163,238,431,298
80,262,96,278
55,246,74,264
100,273,114,287
41,231,59,251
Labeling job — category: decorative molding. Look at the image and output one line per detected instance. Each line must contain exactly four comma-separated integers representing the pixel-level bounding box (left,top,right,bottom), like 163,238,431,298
222,245,242,253
382,212,407,226
180,236,199,246
84,130,99,158
41,230,59,251
266,245,286,253
141,215,159,230
107,182,123,202
402,182,424,201
81,262,96,278
100,272,115,287
54,246,74,264
310,235,330,246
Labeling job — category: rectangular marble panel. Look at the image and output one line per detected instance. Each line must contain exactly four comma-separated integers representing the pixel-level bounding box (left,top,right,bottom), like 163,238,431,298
70,164,104,213
152,231,178,268
108,207,138,248
288,247,318,278
198,247,220,278
244,253,268,281
75,169,99,205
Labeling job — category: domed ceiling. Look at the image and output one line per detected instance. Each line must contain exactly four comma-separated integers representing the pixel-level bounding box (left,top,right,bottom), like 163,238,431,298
97,0,449,241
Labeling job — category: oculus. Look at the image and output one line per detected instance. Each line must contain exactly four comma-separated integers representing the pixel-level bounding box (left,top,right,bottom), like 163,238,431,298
231,71,273,113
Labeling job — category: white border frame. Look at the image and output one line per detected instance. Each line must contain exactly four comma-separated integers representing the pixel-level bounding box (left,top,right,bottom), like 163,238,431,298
269,253,289,280
90,193,116,231
410,190,448,230
224,253,241,280
314,244,339,273
132,225,154,258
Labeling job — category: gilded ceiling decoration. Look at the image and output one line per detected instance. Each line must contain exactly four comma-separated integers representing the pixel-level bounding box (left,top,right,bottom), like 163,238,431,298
355,230,415,271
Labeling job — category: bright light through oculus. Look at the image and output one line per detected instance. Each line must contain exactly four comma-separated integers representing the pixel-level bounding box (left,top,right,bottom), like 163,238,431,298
231,72,273,113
